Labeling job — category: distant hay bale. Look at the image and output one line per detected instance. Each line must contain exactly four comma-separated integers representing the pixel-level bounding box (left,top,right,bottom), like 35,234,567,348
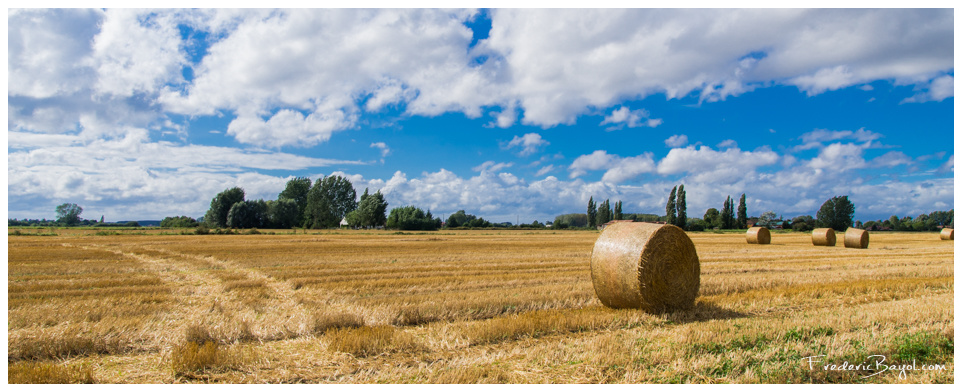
589,222,700,313
940,228,954,240
843,228,869,249
746,227,771,244
812,228,836,246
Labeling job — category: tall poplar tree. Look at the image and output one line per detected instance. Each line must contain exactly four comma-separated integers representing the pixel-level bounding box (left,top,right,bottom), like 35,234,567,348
598,199,611,225
676,185,687,230
587,197,597,228
737,193,748,229
666,186,677,225
720,195,733,229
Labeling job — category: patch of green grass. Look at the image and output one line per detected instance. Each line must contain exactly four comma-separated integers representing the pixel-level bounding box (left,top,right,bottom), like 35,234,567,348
893,332,953,363
689,334,771,355
783,326,835,342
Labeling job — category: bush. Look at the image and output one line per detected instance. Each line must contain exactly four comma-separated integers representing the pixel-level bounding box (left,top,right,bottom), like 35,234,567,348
386,206,441,231
685,218,706,231
161,216,198,228
194,223,210,235
792,215,815,232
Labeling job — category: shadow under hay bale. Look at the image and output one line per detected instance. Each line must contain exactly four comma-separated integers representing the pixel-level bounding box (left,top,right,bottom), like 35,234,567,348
746,227,771,244
665,301,751,324
590,222,699,313
843,228,869,249
940,228,953,240
812,228,836,246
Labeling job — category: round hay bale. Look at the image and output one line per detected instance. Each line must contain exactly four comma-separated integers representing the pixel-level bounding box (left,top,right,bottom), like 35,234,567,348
746,227,771,244
589,222,700,312
940,228,954,240
812,228,836,246
843,228,869,249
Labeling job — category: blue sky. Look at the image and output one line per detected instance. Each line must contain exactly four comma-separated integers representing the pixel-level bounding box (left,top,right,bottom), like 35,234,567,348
6,8,956,223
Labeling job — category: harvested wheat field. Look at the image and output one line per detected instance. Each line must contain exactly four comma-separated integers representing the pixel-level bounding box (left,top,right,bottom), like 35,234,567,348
7,229,954,383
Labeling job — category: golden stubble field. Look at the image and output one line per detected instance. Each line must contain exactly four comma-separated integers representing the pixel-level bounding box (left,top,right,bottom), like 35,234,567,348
6,228,955,383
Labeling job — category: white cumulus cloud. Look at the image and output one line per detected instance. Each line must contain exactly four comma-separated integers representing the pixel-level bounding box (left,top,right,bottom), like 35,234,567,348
504,133,549,156
665,134,689,148
370,142,391,158
600,106,662,130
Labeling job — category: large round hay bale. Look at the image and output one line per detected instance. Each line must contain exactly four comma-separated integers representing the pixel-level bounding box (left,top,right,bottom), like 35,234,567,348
589,222,700,313
812,228,836,246
746,227,771,244
843,228,869,249
940,228,954,240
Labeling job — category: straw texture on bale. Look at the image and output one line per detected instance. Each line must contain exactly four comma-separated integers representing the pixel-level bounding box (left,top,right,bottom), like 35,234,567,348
812,228,836,246
940,228,954,240
746,227,771,244
843,228,869,249
589,222,700,313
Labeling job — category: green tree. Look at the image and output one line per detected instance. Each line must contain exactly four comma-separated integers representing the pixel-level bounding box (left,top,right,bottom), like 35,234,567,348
815,196,856,231
204,187,245,228
598,199,611,225
686,218,706,231
886,215,901,231
553,213,588,228
267,199,300,229
926,210,953,228
720,196,735,229
737,193,747,229
587,197,597,228
613,201,623,220
161,216,198,228
666,186,677,226
386,206,441,230
446,210,472,228
676,185,687,230
727,197,736,229
792,215,815,232
465,216,491,228
226,199,268,229
278,177,312,227
304,175,358,229
703,208,720,229
356,189,388,228
55,203,83,226
912,214,937,231
758,211,777,228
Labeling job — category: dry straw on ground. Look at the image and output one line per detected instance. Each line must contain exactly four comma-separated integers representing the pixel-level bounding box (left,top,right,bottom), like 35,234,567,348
843,228,869,249
812,228,836,246
940,228,953,240
589,222,700,313
746,227,771,245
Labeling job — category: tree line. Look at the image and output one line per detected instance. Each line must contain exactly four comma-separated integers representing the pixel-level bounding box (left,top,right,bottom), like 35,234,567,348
573,187,952,233
8,203,139,227
198,175,389,230
13,185,953,233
